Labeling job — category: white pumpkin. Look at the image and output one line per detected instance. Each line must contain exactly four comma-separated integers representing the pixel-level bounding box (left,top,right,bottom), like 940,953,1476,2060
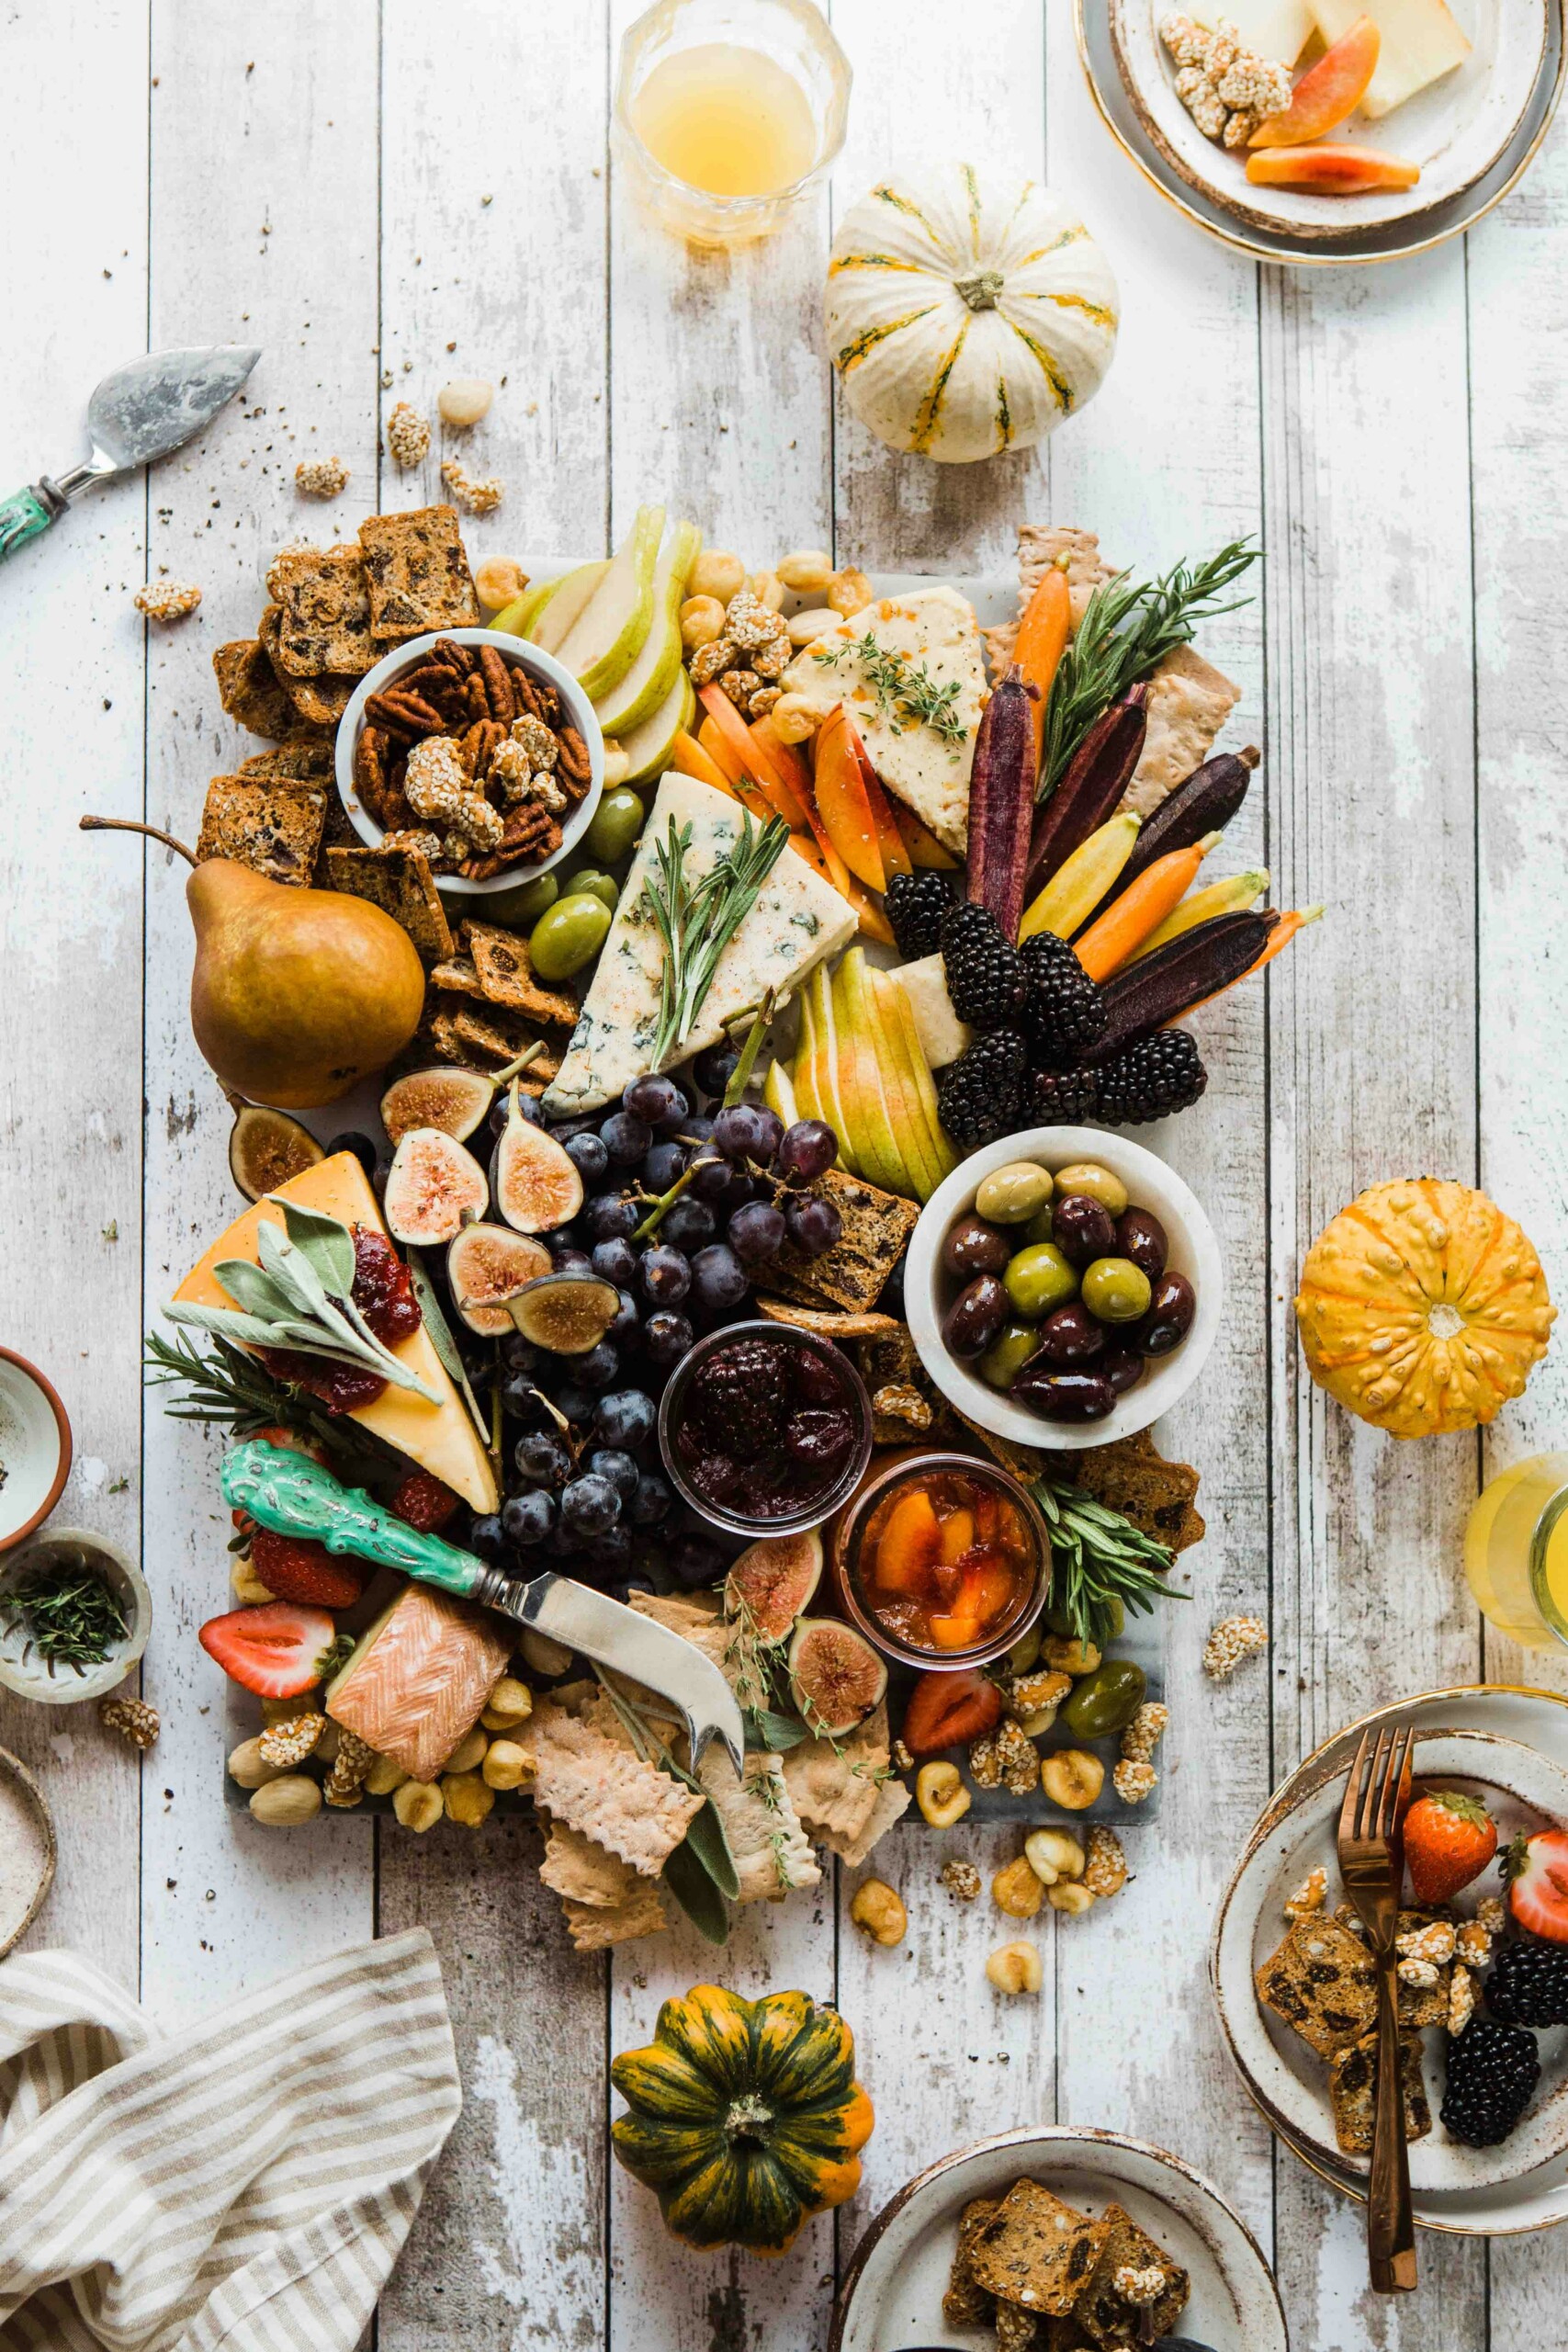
825,165,1119,465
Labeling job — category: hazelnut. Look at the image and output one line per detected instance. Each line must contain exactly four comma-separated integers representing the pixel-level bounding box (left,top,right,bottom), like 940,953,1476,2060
1024,1827,1085,1885
1043,1637,1101,1677
690,550,746,605
827,567,874,617
750,570,785,612
444,1726,489,1776
992,1855,1044,1919
480,1675,535,1730
770,692,821,746
519,1629,572,1679
680,594,728,651
393,1780,444,1832
775,548,833,594
915,1759,971,1829
231,1555,275,1606
1041,1749,1105,1811
482,1738,533,1792
850,1877,908,1947
602,742,631,788
1046,1882,1098,1917
986,1940,1043,1995
438,376,494,427
473,556,527,611
442,1770,495,1828
365,1754,408,1797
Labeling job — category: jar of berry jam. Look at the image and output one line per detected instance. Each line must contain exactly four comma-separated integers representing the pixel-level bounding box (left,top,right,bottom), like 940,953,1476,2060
831,1453,1049,1669
658,1319,873,1537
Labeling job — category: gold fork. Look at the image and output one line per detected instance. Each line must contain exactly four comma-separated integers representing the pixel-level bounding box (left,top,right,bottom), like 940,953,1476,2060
1337,1723,1418,2293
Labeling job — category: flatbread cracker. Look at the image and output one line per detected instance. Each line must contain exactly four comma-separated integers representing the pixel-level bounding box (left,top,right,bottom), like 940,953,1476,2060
1038,1430,1203,1554
358,504,481,639
428,955,488,999
528,1697,703,1878
821,1775,910,1866
782,1702,891,1844
541,1819,646,1909
757,1298,902,1340
237,741,336,780
1122,643,1241,817
765,1170,918,1314
462,920,580,1027
196,777,327,888
268,544,378,676
324,842,454,963
689,1747,820,1904
561,1883,667,1951
985,525,1113,674
212,637,294,740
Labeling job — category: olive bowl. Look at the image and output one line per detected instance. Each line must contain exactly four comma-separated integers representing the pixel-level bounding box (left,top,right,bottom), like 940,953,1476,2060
905,1126,1224,1452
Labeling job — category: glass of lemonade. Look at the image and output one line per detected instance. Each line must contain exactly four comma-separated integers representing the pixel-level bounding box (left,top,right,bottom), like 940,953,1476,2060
615,0,852,245
1464,1453,1568,1651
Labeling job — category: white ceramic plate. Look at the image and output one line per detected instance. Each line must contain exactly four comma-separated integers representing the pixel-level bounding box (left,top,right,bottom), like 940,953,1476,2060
1213,1728,1568,2192
906,1125,1224,1451
1078,0,1564,265
831,2125,1286,2352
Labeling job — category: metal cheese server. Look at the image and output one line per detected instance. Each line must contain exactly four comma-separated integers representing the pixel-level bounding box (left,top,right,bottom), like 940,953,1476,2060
0,344,261,565
221,1439,747,1775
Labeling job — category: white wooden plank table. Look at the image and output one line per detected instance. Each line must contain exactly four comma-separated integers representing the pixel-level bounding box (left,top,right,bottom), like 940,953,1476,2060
2,3,1565,2345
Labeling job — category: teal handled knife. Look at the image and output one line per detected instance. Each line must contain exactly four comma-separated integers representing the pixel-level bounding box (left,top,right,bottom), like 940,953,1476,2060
221,1439,746,1775
1,344,261,565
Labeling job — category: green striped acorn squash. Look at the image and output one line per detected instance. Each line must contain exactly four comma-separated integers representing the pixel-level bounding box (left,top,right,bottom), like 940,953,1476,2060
610,1984,874,2255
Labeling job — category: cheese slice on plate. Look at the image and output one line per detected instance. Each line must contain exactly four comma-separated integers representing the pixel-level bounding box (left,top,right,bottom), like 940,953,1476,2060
779,586,987,857
542,771,857,1118
172,1152,499,1513
1213,0,1314,62
1310,0,1471,118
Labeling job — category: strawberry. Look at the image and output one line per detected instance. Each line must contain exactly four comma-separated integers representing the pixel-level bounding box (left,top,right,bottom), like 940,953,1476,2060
198,1600,347,1699
1403,1788,1498,1903
901,1668,1004,1757
389,1470,461,1533
249,1528,367,1611
1503,1827,1568,1944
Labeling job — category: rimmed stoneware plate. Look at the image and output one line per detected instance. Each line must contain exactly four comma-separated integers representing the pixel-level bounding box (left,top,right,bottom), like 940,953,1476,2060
1110,0,1547,241
1078,0,1565,266
830,2125,1286,2352
1213,1728,1568,2193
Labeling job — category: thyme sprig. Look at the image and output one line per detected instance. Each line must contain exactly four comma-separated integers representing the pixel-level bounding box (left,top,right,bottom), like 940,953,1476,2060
642,810,791,1069
1030,1478,1186,1651
813,630,968,745
0,1561,128,1678
1040,538,1261,792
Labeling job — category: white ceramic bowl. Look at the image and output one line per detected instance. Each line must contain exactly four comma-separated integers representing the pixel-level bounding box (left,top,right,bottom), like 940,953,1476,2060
0,1349,72,1554
335,626,604,898
0,1528,152,1704
906,1125,1224,1451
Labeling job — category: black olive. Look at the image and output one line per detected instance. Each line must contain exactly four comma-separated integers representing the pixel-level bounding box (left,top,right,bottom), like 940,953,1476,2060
1010,1364,1117,1422
942,1273,1009,1360
1134,1270,1197,1356
1100,1347,1145,1395
1115,1205,1168,1279
1050,1193,1117,1270
1032,1302,1107,1365
942,1214,1011,1280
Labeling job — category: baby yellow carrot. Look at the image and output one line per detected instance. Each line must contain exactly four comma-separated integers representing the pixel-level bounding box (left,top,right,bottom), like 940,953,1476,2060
1179,904,1325,1015
1074,831,1224,982
1019,811,1141,942
1125,868,1269,965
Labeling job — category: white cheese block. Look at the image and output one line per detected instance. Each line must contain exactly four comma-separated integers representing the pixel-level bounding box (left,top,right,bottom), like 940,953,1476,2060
779,586,987,857
1207,0,1314,62
542,772,857,1117
895,953,972,1069
1310,0,1470,118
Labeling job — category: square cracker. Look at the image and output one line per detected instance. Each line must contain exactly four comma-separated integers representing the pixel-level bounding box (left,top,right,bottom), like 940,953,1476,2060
1122,644,1241,817
267,545,378,676
766,1169,919,1314
1255,1917,1378,2058
1071,2202,1189,2347
237,741,335,780
212,637,294,740
256,603,358,725
1328,2030,1431,2158
943,2198,999,2328
196,777,326,888
324,842,453,962
461,920,580,1027
358,504,480,639
967,2181,1110,2319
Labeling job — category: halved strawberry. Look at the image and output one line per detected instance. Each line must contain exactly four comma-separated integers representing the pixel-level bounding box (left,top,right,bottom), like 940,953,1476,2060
248,1529,367,1611
1503,1828,1568,1944
389,1470,461,1533
1403,1788,1497,1904
901,1668,1003,1756
198,1600,346,1698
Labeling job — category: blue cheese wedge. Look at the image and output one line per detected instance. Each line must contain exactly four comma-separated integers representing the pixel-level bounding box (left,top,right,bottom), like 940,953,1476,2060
780,586,987,856
542,772,857,1117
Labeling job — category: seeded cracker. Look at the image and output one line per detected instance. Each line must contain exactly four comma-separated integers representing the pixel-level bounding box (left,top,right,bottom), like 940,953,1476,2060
212,637,295,740
324,843,454,963
765,1169,919,1314
461,920,580,1026
267,545,378,677
358,505,481,640
197,778,327,888
967,2181,1111,2317
1071,2203,1189,2346
237,741,336,781
257,604,356,726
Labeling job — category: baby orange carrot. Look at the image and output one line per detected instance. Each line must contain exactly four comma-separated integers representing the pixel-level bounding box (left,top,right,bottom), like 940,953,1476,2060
1178,905,1325,1015
1013,562,1072,775
1074,832,1223,982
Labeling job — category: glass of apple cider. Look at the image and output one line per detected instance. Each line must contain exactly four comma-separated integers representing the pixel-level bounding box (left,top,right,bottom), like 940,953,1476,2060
1464,1453,1568,1651
615,0,851,245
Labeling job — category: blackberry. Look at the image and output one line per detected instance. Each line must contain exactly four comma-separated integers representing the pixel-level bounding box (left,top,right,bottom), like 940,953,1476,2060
936,1032,1027,1150
1440,2018,1540,2146
1486,1940,1568,2028
1027,1064,1102,1125
886,870,953,961
1019,933,1109,1065
1093,1030,1207,1125
941,902,1024,1031
687,1337,790,1461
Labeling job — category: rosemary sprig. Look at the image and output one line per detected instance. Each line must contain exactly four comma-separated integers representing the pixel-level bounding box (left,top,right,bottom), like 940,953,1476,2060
1040,539,1261,792
813,631,968,745
1030,1478,1186,1651
143,1329,400,1478
643,810,791,1069
0,1562,127,1677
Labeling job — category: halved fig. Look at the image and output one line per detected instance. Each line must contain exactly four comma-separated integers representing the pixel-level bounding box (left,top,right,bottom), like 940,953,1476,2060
380,1064,495,1147
382,1127,489,1247
493,1080,583,1234
510,1272,620,1355
229,1103,323,1203
447,1223,552,1334
787,1617,886,1736
725,1531,823,1643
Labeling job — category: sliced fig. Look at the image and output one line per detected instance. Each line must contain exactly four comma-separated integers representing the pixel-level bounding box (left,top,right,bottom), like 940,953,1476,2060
229,1103,323,1202
380,1064,495,1147
382,1126,489,1247
510,1272,620,1355
493,1080,583,1234
787,1617,886,1736
447,1223,552,1334
726,1531,823,1643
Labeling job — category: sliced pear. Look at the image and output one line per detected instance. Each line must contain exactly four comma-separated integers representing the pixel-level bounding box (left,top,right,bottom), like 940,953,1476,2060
525,560,611,652
832,950,913,1198
872,969,956,1203
616,667,694,787
762,1057,799,1126
863,970,941,1203
596,519,701,739
895,952,972,1069
557,506,664,700
794,964,859,1176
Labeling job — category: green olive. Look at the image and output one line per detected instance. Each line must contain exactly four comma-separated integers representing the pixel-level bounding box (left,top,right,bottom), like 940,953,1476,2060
1002,1243,1079,1323
1054,1161,1129,1218
1008,1626,1043,1675
584,786,646,866
1045,1594,1123,1642
560,867,619,912
1021,1199,1055,1246
1061,1658,1147,1739
976,1160,1053,1226
979,1321,1041,1392
1079,1256,1152,1325
529,891,613,979
490,869,559,928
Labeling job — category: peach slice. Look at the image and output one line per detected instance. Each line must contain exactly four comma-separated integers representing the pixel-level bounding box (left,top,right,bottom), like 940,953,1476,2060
1246,143,1418,192
876,1487,942,1594
748,714,816,831
695,686,806,831
892,800,961,871
669,729,739,801
1250,16,1381,148
939,1507,976,1567
845,713,913,882
695,715,779,825
813,705,888,891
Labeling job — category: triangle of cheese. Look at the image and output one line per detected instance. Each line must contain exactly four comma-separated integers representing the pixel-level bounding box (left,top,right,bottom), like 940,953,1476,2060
172,1152,499,1513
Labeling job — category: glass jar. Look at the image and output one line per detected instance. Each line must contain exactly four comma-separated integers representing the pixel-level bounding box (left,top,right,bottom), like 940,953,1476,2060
1464,1453,1568,1650
830,1452,1050,1671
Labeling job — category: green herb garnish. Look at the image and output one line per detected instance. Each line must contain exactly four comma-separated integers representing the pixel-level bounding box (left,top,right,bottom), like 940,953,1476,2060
1040,539,1260,792
143,1330,401,1479
1030,1478,1186,1650
642,810,791,1070
813,630,968,745
1,1560,128,1678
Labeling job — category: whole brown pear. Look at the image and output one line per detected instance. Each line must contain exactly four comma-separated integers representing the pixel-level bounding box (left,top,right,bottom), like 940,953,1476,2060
188,861,425,1107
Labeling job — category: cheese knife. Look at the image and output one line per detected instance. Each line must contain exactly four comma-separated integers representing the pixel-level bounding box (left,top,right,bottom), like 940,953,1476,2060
0,343,261,565
221,1438,747,1775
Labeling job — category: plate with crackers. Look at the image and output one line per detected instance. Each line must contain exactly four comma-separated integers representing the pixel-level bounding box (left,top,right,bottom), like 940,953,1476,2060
830,2125,1285,2352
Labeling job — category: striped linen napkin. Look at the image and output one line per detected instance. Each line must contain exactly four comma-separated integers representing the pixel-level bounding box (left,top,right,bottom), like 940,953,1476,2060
0,1928,460,2351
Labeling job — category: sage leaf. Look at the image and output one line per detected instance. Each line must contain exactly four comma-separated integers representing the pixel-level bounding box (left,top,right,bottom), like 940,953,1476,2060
661,1829,732,1945
271,1196,357,1296
255,1222,332,1320
407,1253,489,1438
661,1772,740,1899
164,1299,291,1349
746,1708,809,1753
211,1258,298,1322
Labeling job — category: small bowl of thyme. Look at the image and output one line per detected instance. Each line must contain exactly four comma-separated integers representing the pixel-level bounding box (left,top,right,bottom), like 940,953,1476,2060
0,1529,151,1705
